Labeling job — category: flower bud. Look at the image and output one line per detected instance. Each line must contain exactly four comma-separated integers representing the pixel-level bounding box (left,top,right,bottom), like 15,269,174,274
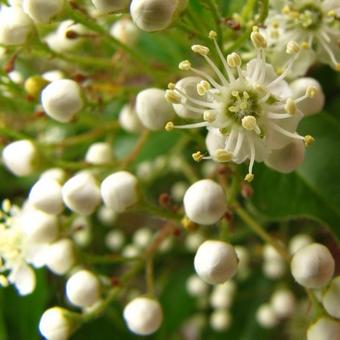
62,172,101,216
185,233,205,253
41,79,83,123
122,244,140,258
118,104,143,133
66,270,101,308
23,0,64,23
135,88,175,130
186,274,209,297
0,6,33,45
123,297,163,335
183,179,227,225
105,230,125,251
210,309,231,331
270,289,295,318
133,227,153,249
256,304,279,328
39,307,73,340
194,240,238,285
45,238,76,275
130,0,188,32
322,276,340,319
307,317,340,340
91,0,130,13
85,142,113,165
110,18,139,47
29,178,63,215
40,168,66,183
290,77,325,116
2,140,37,176
289,234,313,255
100,171,138,213
291,243,335,288
210,281,236,309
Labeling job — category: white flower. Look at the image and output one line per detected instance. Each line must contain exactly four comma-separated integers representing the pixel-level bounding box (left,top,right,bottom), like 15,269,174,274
123,297,163,335
91,0,130,13
22,0,64,23
0,6,33,46
322,276,340,320
165,29,315,181
264,0,340,73
41,79,83,123
85,142,113,165
110,18,139,47
2,140,37,177
307,317,340,340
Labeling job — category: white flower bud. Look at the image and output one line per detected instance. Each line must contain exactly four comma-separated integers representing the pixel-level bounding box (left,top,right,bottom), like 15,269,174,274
291,243,335,288
66,270,101,308
41,79,83,123
270,289,295,318
185,233,205,253
110,18,139,47
210,309,231,331
171,181,188,202
183,179,227,225
263,259,286,279
71,216,91,247
97,206,118,226
172,77,206,119
133,228,153,249
105,230,125,251
307,317,340,340
85,142,113,165
194,240,238,285
123,297,163,335
263,244,283,262
2,140,37,177
186,274,209,296
45,238,76,275
234,246,250,278
40,168,66,183
130,0,187,32
265,139,305,174
29,178,63,215
256,304,279,328
42,70,65,82
91,0,130,13
100,171,138,213
62,172,101,216
118,104,143,133
210,281,236,309
290,77,325,116
136,88,175,130
39,307,72,340
23,0,64,23
322,276,340,320
289,234,313,255
0,6,33,45
122,244,140,258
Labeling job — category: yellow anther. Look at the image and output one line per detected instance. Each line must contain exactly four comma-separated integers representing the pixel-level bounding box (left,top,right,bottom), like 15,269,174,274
304,135,315,146
0,275,9,287
301,41,310,49
231,90,240,97
179,60,192,70
2,199,11,213
244,173,254,182
192,151,203,162
165,90,181,104
209,30,217,39
203,110,216,123
286,41,300,54
327,10,336,17
191,45,210,56
227,52,242,67
165,121,174,131
284,98,297,115
214,149,233,162
242,116,261,134
251,31,267,49
335,63,340,72
228,106,238,113
282,5,290,14
243,91,250,99
254,83,266,94
271,21,279,29
181,216,198,231
252,26,259,32
168,82,176,89
306,86,317,98
197,80,211,96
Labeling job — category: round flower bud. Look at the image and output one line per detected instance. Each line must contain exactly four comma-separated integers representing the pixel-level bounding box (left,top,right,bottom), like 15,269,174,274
135,88,175,130
40,168,66,184
307,317,340,340
100,171,138,213
290,243,335,288
122,244,140,258
118,104,143,133
256,304,279,328
39,307,73,340
105,230,125,251
85,142,113,165
183,179,227,225
322,276,340,320
62,172,101,216
290,77,325,116
91,0,130,13
210,281,236,309
0,6,33,46
289,234,313,255
29,178,63,215
23,0,64,23
130,0,188,32
270,289,295,318
66,270,101,308
2,140,37,176
194,240,238,285
110,18,139,47
185,233,205,253
71,216,91,247
41,79,83,123
133,228,153,249
263,259,286,279
265,140,305,174
210,309,231,332
186,274,209,297
234,246,250,279
172,77,205,119
97,205,118,226
123,297,163,335
45,238,76,275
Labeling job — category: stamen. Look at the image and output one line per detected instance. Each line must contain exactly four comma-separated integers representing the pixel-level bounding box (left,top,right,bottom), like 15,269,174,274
267,112,292,119
318,35,340,70
203,110,216,122
227,53,242,68
173,86,217,109
179,60,192,70
304,135,315,146
192,151,203,162
233,132,244,157
165,90,182,104
284,98,297,115
213,149,233,162
201,54,229,86
241,116,261,135
270,123,305,141
191,45,210,56
251,31,267,49
165,121,174,131
306,86,317,98
197,80,211,96
245,134,256,182
286,41,301,54
190,66,223,89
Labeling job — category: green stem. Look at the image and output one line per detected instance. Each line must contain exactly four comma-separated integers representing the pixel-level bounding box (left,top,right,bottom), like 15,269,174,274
242,0,257,20
206,0,223,46
257,0,269,24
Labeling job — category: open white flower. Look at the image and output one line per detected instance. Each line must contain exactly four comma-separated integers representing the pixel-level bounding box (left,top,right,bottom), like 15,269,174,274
264,0,340,74
166,29,314,181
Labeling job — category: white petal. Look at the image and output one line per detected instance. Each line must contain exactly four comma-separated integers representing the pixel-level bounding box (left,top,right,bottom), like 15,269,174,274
9,263,36,295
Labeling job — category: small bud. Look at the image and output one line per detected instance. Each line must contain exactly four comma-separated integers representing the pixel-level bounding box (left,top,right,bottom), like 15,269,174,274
186,274,209,296
119,104,143,133
123,297,163,335
270,289,295,318
210,281,236,309
210,309,231,331
23,0,64,24
24,76,49,98
307,317,340,340
133,228,153,249
288,234,313,255
227,52,242,67
85,142,113,165
322,276,340,319
183,179,227,225
111,18,139,46
256,304,279,328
